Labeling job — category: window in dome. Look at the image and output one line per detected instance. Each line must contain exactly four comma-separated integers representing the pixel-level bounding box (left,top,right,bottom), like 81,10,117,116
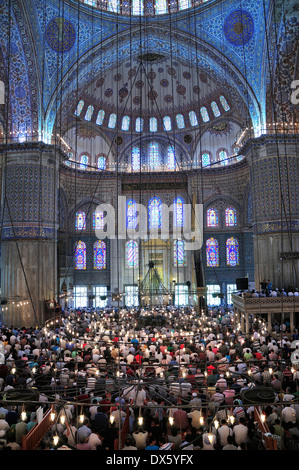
201,153,210,167
211,101,221,118
206,237,219,267
96,109,105,126
176,114,185,129
189,111,198,127
132,147,141,172
200,107,210,123
150,117,157,132
97,155,106,170
127,199,137,229
148,141,159,169
226,237,239,266
173,196,184,227
219,150,228,165
149,196,162,229
132,0,144,15
167,146,176,170
94,240,106,270
75,211,86,231
207,208,218,228
93,210,105,230
84,105,94,121
174,239,186,266
163,116,172,131
108,0,120,12
74,241,86,270
126,240,139,268
135,117,143,133
80,154,89,169
178,0,191,10
220,95,230,112
225,207,237,227
84,0,97,5
108,113,117,129
121,115,130,131
75,100,84,116
156,0,167,14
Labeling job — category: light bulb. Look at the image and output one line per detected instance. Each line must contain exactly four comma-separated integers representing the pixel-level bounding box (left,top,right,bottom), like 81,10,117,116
53,435,59,446
21,411,27,421
169,417,174,426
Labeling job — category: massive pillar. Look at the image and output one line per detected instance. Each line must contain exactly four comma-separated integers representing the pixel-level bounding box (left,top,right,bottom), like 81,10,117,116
0,142,59,327
245,135,299,290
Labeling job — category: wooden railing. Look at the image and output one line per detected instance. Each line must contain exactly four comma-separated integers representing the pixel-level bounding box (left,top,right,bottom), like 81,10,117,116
21,406,54,450
254,406,278,450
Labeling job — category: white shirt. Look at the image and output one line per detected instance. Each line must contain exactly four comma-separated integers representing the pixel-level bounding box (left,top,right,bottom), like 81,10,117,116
233,423,248,445
218,424,233,447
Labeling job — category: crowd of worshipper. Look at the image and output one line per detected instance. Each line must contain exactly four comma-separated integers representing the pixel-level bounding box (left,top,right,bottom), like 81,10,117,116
0,305,299,451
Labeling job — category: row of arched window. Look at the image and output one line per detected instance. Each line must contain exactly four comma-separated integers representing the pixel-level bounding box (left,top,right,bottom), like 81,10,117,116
207,207,237,228
83,0,200,15
206,237,239,267
74,96,230,132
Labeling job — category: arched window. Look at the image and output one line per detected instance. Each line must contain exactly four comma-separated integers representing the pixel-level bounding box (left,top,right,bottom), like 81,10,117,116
226,237,239,266
132,0,144,15
148,141,159,170
126,240,139,268
75,211,86,230
149,117,157,132
96,109,105,125
176,114,185,129
74,241,86,270
225,207,237,226
211,101,221,117
174,239,186,266
97,155,106,170
163,116,172,131
121,116,130,131
219,150,228,165
93,210,104,230
107,0,120,12
132,147,141,172
74,100,84,116
207,208,218,228
173,196,184,227
220,95,230,112
93,240,106,270
167,146,176,170
201,153,210,167
200,107,210,123
148,196,162,229
178,0,190,10
127,199,137,229
84,105,94,121
108,113,117,129
135,117,143,132
189,111,198,127
80,154,89,169
206,238,219,267
156,0,167,14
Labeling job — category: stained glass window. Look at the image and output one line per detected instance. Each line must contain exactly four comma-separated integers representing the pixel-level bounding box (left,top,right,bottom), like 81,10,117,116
126,240,139,268
174,239,186,266
108,0,120,12
84,105,94,121
108,113,117,129
75,100,84,116
206,238,219,267
148,141,159,170
148,196,162,229
178,0,190,10
132,147,141,172
135,117,143,132
163,116,172,131
225,207,237,226
132,0,144,15
202,153,210,167
220,95,230,111
176,114,185,129
156,0,167,14
97,156,106,170
80,154,89,169
173,197,184,227
93,240,106,270
93,210,104,230
167,146,176,170
189,111,198,127
226,237,239,266
127,199,137,229
211,101,221,117
219,150,228,165
150,117,157,132
207,208,218,228
200,107,210,123
75,211,86,230
96,109,105,125
121,116,130,131
74,241,86,270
